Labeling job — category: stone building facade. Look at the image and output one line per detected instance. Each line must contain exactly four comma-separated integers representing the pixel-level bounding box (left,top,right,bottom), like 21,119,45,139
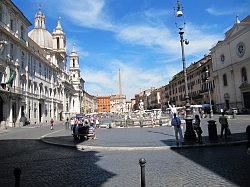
110,94,126,114
211,16,250,113
0,0,91,127
97,96,110,113
131,55,214,110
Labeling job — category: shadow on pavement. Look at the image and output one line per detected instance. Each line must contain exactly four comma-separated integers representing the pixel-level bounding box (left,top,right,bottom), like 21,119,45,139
0,139,116,186
165,133,250,187
147,130,175,137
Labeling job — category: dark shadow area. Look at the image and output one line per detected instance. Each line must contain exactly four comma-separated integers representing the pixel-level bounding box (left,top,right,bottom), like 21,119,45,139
0,139,116,187
160,133,248,147
147,130,175,137
164,133,250,187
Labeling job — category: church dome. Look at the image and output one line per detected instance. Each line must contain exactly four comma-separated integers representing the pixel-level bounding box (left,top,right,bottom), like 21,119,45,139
29,29,53,49
28,9,53,49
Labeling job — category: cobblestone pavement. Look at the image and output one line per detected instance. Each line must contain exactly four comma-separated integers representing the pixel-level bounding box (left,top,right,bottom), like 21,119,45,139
42,114,249,148
0,116,250,186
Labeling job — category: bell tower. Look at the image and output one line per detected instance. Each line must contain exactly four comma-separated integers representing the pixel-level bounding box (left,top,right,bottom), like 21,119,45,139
69,44,80,87
52,17,66,58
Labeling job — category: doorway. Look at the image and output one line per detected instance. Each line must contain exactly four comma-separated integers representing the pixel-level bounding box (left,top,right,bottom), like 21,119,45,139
243,92,250,109
39,103,42,122
12,102,17,124
225,100,230,110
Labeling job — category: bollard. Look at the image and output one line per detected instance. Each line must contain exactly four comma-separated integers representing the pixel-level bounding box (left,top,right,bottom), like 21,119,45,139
14,167,21,187
139,158,146,187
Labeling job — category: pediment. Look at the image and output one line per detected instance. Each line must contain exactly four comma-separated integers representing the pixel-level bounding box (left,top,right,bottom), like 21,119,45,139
225,23,249,40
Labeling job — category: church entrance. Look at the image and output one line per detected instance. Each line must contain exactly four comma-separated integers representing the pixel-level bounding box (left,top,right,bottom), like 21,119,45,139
39,103,42,123
243,92,250,109
12,102,17,125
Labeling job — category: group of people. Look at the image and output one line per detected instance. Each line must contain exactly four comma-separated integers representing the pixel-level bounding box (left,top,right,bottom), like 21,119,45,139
66,116,99,140
170,111,231,146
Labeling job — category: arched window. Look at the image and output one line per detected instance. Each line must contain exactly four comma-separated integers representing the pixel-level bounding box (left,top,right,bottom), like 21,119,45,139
223,74,227,86
57,37,60,49
241,67,248,83
73,59,75,67
21,25,25,40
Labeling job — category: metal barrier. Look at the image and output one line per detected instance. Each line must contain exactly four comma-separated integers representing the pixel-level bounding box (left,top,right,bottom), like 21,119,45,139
14,167,21,187
139,158,146,187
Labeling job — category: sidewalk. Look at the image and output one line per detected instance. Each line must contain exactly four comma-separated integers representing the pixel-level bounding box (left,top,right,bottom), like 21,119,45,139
41,125,249,151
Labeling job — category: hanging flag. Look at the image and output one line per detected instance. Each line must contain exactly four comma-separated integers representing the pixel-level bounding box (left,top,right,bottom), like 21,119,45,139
6,72,16,87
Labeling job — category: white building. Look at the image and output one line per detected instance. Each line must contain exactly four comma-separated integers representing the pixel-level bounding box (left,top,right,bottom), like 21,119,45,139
110,94,126,113
211,16,250,113
0,0,86,127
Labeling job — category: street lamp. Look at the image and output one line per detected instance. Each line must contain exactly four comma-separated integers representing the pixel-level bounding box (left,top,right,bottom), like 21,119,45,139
174,0,196,141
206,70,213,118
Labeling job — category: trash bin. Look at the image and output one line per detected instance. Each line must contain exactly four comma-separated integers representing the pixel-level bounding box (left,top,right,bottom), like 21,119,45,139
207,120,218,140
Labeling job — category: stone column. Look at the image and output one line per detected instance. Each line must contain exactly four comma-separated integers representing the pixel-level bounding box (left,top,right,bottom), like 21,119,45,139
9,98,13,127
16,98,22,127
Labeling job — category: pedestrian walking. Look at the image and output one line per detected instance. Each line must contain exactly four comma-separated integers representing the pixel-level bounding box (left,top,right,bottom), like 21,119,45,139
50,118,54,130
95,118,100,128
70,117,75,131
171,113,183,145
193,115,203,144
219,112,229,139
65,118,69,130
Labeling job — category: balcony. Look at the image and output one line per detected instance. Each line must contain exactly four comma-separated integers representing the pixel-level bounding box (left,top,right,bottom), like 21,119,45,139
200,88,214,94
0,84,25,95
39,94,46,101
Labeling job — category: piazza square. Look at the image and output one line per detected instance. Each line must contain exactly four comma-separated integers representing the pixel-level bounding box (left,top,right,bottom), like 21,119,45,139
0,0,250,187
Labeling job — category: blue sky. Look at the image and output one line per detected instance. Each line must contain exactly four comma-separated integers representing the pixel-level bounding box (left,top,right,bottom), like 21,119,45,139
13,0,250,99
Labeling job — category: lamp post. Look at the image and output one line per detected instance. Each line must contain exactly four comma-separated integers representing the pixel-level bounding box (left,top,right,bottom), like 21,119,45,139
174,0,196,141
206,70,213,118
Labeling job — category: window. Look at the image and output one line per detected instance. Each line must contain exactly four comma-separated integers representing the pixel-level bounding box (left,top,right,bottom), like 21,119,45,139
223,74,227,86
10,43,14,59
57,37,60,49
0,72,2,83
21,25,25,40
0,5,3,22
44,66,47,80
241,67,248,83
10,19,14,31
39,63,42,76
34,103,37,118
21,51,25,69
73,59,75,67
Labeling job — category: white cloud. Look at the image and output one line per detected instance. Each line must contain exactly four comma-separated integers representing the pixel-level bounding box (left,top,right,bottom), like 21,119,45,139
206,6,248,16
57,0,114,31
117,25,176,51
67,39,89,58
81,59,177,99
48,0,223,98
184,23,222,55
116,23,221,57
54,0,221,58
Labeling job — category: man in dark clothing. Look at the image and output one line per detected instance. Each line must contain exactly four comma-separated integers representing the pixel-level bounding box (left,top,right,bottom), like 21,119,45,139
219,112,228,139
